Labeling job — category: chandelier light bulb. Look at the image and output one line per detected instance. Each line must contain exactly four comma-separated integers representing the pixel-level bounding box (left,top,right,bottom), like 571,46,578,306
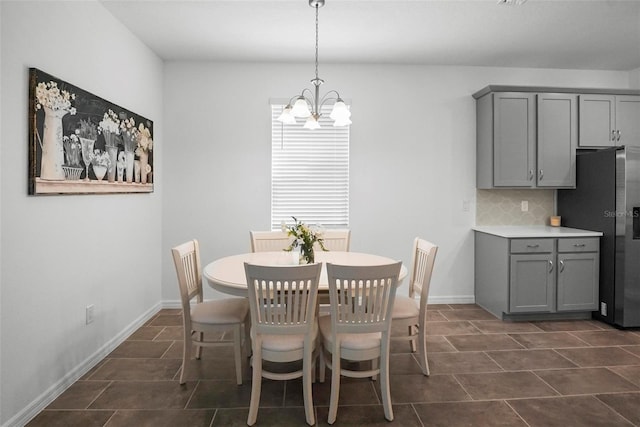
277,105,297,124
304,116,321,130
291,97,312,118
330,100,351,121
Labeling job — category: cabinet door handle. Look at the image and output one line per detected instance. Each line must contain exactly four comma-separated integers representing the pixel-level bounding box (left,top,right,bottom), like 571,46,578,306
529,169,534,181
526,244,540,248
539,169,544,180
617,130,621,142
573,243,586,248
559,260,565,272
612,130,617,141
549,260,553,272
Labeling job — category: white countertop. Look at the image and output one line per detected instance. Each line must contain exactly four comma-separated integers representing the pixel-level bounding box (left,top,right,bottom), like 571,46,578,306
473,225,603,238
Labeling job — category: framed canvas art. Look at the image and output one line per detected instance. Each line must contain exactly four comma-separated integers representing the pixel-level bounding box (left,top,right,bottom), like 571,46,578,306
28,68,154,195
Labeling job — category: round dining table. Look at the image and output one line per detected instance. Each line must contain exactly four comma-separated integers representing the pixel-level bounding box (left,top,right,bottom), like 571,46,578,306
203,251,407,297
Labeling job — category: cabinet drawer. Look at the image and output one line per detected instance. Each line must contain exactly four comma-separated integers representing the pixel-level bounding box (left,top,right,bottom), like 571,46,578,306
558,238,599,253
510,239,553,253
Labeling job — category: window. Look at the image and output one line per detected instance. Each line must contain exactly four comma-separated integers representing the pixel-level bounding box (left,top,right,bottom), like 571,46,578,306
270,103,350,230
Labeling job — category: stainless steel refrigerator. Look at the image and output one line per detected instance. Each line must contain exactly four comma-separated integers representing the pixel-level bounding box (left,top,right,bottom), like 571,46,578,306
558,147,640,327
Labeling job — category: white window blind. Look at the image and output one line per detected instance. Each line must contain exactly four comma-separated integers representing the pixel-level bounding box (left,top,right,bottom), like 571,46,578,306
271,103,350,230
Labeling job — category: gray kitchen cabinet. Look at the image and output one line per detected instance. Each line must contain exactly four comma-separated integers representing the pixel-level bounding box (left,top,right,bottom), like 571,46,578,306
509,253,555,313
537,94,577,187
476,91,576,189
579,95,640,147
557,238,599,311
477,92,535,188
475,231,600,320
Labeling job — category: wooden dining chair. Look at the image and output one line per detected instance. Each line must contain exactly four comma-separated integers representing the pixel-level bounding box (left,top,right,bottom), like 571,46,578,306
249,230,293,252
319,261,402,424
391,238,438,375
171,239,249,385
317,229,351,251
244,262,322,426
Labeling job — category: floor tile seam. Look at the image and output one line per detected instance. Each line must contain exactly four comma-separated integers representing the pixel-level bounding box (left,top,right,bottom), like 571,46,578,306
565,330,607,346
408,403,426,427
498,399,534,427
592,395,638,427
449,373,474,402
619,346,640,359
208,408,217,427
84,380,114,411
183,379,200,410
528,369,572,397
603,366,640,389
481,350,507,372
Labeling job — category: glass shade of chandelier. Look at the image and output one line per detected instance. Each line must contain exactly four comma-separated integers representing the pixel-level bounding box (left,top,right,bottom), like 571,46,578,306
276,0,351,129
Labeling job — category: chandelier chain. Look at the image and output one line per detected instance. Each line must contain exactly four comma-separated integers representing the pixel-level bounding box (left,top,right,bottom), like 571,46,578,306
315,3,319,81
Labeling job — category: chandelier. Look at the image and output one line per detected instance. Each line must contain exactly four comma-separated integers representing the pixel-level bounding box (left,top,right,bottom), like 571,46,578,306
276,0,351,129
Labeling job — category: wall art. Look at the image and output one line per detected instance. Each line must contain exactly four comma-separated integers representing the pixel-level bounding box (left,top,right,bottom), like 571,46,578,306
29,68,154,195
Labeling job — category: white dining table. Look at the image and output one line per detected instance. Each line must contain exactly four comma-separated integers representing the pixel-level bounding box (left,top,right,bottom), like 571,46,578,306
203,251,407,297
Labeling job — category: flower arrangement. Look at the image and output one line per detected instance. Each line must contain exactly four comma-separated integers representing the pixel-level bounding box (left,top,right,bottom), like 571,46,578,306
284,216,326,264
63,134,82,166
135,123,153,156
34,81,76,115
77,119,98,141
120,116,139,152
98,110,121,147
90,149,111,168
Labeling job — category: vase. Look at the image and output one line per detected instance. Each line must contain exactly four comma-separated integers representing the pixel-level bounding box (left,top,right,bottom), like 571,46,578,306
92,165,107,181
124,150,135,183
301,245,315,264
40,106,68,180
138,151,149,184
105,146,119,182
79,137,95,181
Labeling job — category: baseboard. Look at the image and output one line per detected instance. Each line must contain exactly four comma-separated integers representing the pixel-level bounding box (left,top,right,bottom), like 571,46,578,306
427,295,476,305
162,299,183,309
4,302,162,427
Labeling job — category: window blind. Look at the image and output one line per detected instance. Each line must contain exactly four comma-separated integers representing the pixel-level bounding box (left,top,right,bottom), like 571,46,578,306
271,103,350,230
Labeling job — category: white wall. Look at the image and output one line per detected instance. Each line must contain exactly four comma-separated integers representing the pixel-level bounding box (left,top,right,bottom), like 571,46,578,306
0,1,163,425
630,67,640,88
162,62,629,304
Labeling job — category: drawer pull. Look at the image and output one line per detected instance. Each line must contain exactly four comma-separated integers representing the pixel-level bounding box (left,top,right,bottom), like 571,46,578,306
527,244,540,248
573,243,586,248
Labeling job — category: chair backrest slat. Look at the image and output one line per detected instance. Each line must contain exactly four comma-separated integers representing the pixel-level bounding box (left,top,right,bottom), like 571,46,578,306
250,231,293,252
408,238,438,301
317,229,351,252
171,239,203,313
244,263,321,335
326,262,402,334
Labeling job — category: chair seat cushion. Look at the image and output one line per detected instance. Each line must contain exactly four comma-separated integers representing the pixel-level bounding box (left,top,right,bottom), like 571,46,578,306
318,315,381,351
260,323,318,352
392,296,419,320
191,298,249,324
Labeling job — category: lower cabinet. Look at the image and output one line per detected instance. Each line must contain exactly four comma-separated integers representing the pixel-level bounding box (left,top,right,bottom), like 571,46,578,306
475,233,599,319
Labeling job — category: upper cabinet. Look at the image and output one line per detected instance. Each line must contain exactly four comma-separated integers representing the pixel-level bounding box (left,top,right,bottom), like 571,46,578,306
579,95,640,148
474,86,640,189
476,90,576,189
537,94,577,188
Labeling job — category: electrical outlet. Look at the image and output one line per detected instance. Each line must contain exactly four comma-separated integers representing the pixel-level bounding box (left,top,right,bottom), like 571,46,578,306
601,302,607,316
521,200,529,212
86,304,95,325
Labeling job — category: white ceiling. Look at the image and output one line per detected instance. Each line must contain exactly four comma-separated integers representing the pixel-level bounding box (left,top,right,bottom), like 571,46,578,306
101,0,640,71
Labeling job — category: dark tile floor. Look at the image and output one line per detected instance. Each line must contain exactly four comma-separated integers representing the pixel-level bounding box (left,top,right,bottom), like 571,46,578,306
26,305,640,426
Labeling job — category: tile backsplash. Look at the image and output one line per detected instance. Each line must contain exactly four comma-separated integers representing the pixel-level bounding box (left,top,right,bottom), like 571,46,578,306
476,189,555,226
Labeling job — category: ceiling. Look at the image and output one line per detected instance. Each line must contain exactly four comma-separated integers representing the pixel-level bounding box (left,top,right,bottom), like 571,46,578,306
101,0,640,71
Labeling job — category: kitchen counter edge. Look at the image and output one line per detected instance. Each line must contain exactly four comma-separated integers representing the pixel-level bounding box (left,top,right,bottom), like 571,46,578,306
472,226,603,238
